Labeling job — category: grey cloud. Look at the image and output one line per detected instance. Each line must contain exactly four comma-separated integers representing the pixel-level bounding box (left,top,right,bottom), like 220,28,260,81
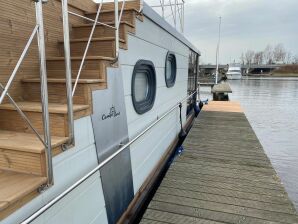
146,0,298,64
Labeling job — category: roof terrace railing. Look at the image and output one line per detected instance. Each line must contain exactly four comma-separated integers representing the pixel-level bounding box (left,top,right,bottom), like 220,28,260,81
149,0,185,33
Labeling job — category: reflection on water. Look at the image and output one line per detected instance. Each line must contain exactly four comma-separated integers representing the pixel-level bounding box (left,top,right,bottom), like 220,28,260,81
200,78,298,210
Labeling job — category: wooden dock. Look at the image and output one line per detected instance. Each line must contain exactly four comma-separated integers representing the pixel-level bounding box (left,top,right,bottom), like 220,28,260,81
140,101,298,224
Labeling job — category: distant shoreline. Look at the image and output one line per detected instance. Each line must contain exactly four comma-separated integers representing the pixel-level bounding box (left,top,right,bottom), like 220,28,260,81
244,73,298,78
241,76,298,81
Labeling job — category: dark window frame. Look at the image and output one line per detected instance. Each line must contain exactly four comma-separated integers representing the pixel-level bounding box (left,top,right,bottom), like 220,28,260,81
187,51,199,116
131,60,156,115
165,51,177,88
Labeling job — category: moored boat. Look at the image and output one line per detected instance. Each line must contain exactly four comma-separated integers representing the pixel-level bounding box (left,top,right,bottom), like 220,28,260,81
226,64,242,79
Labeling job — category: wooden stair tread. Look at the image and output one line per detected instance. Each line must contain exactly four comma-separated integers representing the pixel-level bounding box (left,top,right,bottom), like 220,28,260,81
0,102,89,114
0,130,68,153
0,170,47,211
47,56,115,61
22,78,105,84
72,21,134,28
59,37,126,43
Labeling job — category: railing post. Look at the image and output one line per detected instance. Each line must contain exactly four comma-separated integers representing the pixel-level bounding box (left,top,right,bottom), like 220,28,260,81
35,0,53,185
114,0,119,58
162,0,165,18
61,0,75,146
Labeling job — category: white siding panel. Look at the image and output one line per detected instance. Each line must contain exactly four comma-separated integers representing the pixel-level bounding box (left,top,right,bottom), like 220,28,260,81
120,35,188,69
134,18,189,57
32,172,108,224
131,118,179,193
42,144,98,202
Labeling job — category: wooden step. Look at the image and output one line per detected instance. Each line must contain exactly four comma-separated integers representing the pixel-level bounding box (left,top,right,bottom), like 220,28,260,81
71,22,135,40
46,56,114,71
21,78,106,104
0,130,68,175
0,101,89,114
0,102,90,137
0,170,47,215
85,9,137,27
22,78,105,84
58,37,127,57
0,130,68,153
98,1,140,12
46,69,105,79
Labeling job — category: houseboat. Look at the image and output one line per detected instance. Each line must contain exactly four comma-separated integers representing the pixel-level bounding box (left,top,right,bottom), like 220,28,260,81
0,0,200,223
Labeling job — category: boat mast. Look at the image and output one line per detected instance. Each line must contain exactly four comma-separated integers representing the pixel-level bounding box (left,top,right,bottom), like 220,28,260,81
215,16,222,84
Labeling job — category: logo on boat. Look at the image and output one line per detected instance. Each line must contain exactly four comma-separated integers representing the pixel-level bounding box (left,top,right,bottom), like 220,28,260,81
102,106,121,120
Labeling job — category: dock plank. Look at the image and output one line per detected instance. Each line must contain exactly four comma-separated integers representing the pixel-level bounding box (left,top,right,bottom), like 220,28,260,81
140,101,298,224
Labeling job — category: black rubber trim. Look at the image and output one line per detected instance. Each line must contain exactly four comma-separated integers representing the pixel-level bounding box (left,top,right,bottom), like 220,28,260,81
131,60,156,115
165,51,177,88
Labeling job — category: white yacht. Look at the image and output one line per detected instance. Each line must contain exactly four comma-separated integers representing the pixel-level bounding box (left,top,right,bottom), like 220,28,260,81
0,0,201,223
226,64,242,80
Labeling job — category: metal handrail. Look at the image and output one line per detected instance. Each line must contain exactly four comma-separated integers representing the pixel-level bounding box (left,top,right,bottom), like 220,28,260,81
21,91,197,224
64,0,126,96
0,84,46,146
72,0,103,97
61,0,127,148
68,11,116,30
61,0,74,146
35,0,53,185
0,0,53,185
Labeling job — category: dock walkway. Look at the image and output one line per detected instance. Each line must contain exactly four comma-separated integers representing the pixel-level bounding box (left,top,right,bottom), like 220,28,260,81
140,101,298,224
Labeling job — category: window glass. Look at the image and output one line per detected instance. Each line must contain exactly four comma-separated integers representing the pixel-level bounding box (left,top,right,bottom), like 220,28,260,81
165,52,177,88
134,71,149,102
166,60,172,80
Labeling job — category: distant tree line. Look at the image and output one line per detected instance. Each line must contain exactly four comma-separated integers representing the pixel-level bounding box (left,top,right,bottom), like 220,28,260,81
240,43,298,65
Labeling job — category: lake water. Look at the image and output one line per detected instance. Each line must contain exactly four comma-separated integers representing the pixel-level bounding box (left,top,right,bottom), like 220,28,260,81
200,78,298,210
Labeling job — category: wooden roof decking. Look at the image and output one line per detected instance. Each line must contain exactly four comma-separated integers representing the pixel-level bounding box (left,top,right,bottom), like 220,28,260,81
140,101,298,224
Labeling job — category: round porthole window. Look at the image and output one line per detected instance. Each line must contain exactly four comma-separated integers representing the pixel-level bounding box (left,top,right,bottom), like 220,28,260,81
165,52,177,88
131,60,156,114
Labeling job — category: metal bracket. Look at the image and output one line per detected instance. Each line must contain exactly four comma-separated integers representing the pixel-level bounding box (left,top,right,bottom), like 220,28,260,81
61,143,74,152
37,183,50,193
32,0,47,3
111,57,119,67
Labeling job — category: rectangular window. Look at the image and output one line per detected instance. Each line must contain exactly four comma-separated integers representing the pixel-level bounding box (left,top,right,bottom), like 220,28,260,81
187,50,199,116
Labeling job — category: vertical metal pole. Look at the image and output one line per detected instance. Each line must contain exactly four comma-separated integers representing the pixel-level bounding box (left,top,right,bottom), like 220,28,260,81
162,0,165,18
174,0,177,29
182,1,185,33
215,17,221,84
115,0,119,58
61,0,74,146
195,55,199,102
35,0,53,185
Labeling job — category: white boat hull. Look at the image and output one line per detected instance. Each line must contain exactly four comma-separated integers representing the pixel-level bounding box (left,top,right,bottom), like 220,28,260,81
226,73,242,80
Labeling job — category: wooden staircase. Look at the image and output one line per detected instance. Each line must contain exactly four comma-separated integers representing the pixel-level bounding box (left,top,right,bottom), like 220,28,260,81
0,1,140,220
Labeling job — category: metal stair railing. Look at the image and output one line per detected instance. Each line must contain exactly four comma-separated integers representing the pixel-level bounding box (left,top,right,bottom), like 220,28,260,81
61,0,127,147
0,0,53,185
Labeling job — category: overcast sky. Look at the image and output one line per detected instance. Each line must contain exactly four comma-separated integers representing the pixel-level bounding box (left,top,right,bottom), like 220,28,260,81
145,0,298,64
